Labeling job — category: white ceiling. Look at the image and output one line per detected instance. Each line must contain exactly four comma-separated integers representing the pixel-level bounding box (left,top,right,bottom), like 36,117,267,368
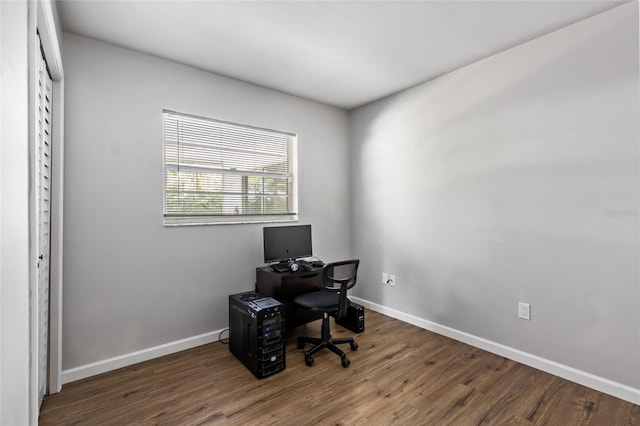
57,0,627,110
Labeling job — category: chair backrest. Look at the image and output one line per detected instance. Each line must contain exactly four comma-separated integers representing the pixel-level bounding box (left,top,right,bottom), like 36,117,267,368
321,259,360,319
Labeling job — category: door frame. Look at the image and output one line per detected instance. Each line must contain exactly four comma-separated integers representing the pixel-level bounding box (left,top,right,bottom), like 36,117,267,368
28,0,64,419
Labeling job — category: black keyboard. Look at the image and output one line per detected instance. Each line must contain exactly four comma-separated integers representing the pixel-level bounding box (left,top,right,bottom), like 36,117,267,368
271,264,290,273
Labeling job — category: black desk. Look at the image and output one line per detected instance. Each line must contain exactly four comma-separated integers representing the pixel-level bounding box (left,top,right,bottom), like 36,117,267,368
255,265,324,331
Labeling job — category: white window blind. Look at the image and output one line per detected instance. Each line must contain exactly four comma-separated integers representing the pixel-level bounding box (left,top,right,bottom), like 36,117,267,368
163,110,297,225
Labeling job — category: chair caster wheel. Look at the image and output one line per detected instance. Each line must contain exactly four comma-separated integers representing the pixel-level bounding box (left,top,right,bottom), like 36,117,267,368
297,338,305,349
305,356,314,366
341,356,350,368
350,341,358,351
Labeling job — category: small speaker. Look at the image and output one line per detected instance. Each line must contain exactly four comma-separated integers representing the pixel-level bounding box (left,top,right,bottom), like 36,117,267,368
335,301,364,333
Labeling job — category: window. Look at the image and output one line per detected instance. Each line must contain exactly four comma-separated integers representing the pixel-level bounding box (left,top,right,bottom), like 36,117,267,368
163,110,297,225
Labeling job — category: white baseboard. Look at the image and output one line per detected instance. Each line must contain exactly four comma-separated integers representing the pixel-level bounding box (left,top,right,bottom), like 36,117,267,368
61,302,640,406
350,296,640,406
60,328,226,385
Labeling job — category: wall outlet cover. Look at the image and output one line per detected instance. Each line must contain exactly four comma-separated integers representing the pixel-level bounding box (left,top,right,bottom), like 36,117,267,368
518,302,531,320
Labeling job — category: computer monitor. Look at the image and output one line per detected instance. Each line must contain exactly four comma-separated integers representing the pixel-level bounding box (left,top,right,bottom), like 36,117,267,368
263,225,312,264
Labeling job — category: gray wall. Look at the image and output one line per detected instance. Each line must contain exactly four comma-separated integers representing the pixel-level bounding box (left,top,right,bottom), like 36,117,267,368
350,3,639,389
62,33,351,370
1,1,31,423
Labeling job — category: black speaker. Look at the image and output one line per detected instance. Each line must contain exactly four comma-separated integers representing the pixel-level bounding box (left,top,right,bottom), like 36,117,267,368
335,301,364,333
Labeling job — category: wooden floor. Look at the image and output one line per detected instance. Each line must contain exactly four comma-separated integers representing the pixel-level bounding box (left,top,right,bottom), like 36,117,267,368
40,310,638,425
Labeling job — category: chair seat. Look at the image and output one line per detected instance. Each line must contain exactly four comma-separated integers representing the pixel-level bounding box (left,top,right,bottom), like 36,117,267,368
294,291,339,311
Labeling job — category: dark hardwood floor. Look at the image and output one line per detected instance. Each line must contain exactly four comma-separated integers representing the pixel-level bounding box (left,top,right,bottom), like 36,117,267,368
40,310,639,425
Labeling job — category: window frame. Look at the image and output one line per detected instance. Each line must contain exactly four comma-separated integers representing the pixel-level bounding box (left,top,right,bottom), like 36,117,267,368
162,110,298,226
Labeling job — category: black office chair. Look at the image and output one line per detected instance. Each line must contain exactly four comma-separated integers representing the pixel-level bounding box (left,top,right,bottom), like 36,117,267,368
293,259,360,368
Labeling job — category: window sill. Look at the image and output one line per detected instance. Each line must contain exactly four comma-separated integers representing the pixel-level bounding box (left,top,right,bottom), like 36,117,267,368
163,214,299,227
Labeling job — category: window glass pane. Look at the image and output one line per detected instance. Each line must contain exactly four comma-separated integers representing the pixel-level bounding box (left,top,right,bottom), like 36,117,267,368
243,176,290,215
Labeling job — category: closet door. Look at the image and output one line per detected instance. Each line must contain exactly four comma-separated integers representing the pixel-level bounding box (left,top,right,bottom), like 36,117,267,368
36,33,53,406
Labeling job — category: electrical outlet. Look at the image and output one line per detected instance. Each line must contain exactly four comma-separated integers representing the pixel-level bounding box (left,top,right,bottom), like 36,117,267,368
388,274,396,287
382,272,388,285
518,302,531,320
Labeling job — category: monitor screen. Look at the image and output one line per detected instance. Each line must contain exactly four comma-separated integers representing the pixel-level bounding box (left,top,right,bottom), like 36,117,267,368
263,225,312,264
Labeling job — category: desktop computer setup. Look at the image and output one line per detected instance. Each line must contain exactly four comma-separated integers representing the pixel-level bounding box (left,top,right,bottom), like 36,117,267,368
228,224,364,378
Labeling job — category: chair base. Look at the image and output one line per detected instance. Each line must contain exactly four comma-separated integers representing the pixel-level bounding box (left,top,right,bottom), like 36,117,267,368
297,312,358,368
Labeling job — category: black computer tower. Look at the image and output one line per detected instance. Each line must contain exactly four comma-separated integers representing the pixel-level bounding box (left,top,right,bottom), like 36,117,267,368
335,301,365,333
229,291,285,379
